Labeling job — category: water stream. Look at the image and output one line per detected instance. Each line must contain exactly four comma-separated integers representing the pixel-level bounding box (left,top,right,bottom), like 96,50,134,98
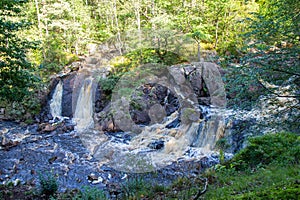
46,72,228,173
89,106,227,173
49,81,63,119
73,78,94,131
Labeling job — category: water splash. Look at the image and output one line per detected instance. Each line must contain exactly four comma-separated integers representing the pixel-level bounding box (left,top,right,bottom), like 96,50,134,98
74,78,94,131
50,81,63,119
90,107,228,173
192,107,226,152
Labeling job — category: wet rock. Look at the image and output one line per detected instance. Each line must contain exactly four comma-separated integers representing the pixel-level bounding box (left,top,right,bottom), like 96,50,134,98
0,128,9,134
128,83,180,125
62,73,76,118
38,119,74,134
130,110,151,125
48,156,58,164
88,173,103,184
57,119,75,133
38,123,57,132
165,95,180,115
200,155,220,169
106,132,132,144
1,136,19,150
227,118,257,153
148,140,165,150
95,104,121,132
166,117,180,129
198,97,211,106
94,83,106,113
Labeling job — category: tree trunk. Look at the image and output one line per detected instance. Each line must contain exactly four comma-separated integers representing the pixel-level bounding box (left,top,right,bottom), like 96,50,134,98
35,0,46,59
214,20,219,49
113,0,122,55
133,0,142,47
197,42,201,62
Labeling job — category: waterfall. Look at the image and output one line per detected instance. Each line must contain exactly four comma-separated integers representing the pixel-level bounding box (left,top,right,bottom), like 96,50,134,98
50,81,63,119
74,78,94,131
192,106,226,151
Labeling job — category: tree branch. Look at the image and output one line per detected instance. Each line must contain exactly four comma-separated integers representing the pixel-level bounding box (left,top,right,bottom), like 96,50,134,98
256,78,300,98
193,178,208,200
271,68,300,77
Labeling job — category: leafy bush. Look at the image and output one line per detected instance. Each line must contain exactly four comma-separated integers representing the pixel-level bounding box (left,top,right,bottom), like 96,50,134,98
74,186,107,200
98,74,120,93
224,0,300,111
205,164,300,200
0,90,42,123
231,132,300,170
0,0,41,102
38,172,58,197
121,176,151,199
204,132,300,199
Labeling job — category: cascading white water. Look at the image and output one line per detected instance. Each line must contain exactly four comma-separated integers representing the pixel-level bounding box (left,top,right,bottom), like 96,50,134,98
50,81,63,119
192,107,226,152
89,106,228,173
74,78,94,131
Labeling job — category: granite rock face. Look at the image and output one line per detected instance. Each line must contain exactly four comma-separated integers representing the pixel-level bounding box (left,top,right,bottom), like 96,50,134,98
42,59,227,132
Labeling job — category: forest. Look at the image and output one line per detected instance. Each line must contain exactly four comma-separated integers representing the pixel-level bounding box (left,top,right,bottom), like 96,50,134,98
0,0,299,199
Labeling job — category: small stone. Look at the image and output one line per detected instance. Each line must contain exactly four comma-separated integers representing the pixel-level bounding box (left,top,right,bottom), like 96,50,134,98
76,178,82,183
88,173,97,181
0,128,9,134
148,140,165,150
92,176,103,184
1,137,19,150
48,156,57,164
13,179,21,186
121,174,127,180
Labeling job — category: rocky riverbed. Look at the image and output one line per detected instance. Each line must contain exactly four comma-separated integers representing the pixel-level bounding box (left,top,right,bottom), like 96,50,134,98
0,120,229,198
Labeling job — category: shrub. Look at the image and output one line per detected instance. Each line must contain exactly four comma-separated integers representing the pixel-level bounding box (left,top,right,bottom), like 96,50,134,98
121,176,152,199
231,132,300,170
38,172,58,197
74,186,107,200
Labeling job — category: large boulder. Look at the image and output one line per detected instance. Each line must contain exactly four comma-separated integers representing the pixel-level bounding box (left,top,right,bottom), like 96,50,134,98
93,62,226,130
61,72,77,118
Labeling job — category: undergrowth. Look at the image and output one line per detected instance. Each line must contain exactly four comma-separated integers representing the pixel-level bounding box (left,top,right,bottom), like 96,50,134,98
203,132,300,200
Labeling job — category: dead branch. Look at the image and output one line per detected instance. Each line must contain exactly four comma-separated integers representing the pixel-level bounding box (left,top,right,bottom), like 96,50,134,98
193,177,208,200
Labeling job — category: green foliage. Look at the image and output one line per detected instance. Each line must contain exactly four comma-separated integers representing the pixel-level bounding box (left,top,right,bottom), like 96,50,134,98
124,48,187,71
98,74,120,93
2,97,41,123
100,48,186,96
169,176,204,199
119,175,209,199
38,172,58,197
249,0,299,45
226,0,300,109
205,164,300,200
74,186,107,200
121,176,152,199
204,132,300,199
0,0,39,101
231,132,300,170
190,30,211,44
